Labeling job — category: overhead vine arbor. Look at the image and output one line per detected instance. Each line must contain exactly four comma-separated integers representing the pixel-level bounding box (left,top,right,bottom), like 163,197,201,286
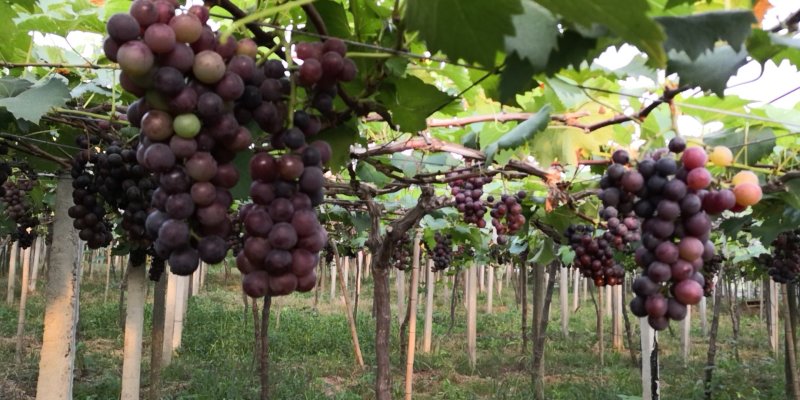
1,0,800,399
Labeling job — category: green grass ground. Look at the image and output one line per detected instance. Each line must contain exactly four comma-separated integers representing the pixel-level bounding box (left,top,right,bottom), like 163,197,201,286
0,268,786,399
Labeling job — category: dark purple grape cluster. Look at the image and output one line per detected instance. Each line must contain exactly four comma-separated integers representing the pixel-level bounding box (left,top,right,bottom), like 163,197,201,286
759,229,800,283
447,173,490,228
488,191,527,244
294,40,357,117
427,232,452,272
234,149,329,298
68,154,114,249
625,141,721,331
3,177,40,249
390,235,413,271
105,3,262,275
148,256,166,282
70,143,157,253
598,151,642,251
565,224,625,286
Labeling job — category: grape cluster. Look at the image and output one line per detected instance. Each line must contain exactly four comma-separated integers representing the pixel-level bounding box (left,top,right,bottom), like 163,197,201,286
448,173,491,228
759,229,800,283
488,191,527,244
70,143,157,253
234,149,328,298
390,235,413,271
427,232,453,272
69,154,114,249
565,224,625,286
3,178,40,249
295,40,357,116
106,2,263,275
625,141,733,331
598,151,642,251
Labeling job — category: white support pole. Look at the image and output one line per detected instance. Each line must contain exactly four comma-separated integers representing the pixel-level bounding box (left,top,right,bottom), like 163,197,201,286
560,266,569,336
422,259,435,353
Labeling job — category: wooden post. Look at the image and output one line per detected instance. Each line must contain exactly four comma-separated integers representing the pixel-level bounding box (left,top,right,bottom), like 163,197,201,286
334,248,364,368
149,273,167,400
29,237,42,293
396,268,406,324
6,241,18,305
343,256,350,290
172,275,189,351
597,286,605,366
14,246,31,363
613,284,623,351
681,306,691,363
467,263,477,369
560,266,568,336
605,284,612,318
770,279,779,355
404,232,422,400
700,296,707,335
478,264,485,293
121,262,147,400
35,175,81,400
422,259,435,353
162,271,177,365
572,268,580,311
486,267,494,314
640,318,658,400
103,248,112,303
330,257,337,301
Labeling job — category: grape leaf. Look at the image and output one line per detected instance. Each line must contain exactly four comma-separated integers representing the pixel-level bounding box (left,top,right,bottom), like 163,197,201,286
319,120,361,173
544,31,599,75
504,1,558,69
656,11,755,60
229,149,254,201
704,126,775,165
307,0,352,39
666,45,748,96
405,0,523,67
356,162,391,188
484,104,551,164
0,77,33,98
390,153,419,178
498,53,537,105
376,76,455,132
747,29,800,67
0,79,70,123
534,0,666,66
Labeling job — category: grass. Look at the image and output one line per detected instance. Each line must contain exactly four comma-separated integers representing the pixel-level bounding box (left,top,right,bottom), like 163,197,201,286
0,267,788,399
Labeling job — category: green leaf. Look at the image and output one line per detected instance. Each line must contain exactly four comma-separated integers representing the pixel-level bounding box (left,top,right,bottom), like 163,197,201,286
530,237,556,264
484,105,551,164
0,77,33,98
405,0,523,67
377,76,455,132
356,162,391,188
666,45,748,96
0,79,70,123
535,0,667,66
229,149,254,201
308,0,352,39
704,127,775,165
544,31,599,75
319,120,360,173
499,53,537,105
656,11,755,60
504,1,558,69
747,29,800,67
390,153,419,178
529,125,615,165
